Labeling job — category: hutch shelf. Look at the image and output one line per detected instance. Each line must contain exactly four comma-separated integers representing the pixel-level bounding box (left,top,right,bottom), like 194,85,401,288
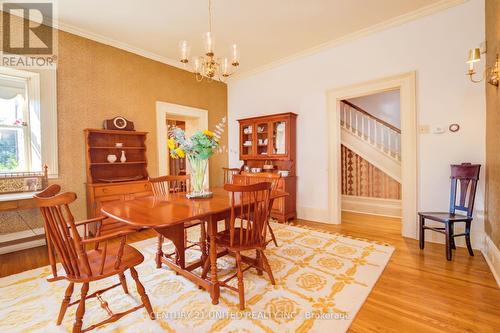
235,112,297,223
84,129,152,220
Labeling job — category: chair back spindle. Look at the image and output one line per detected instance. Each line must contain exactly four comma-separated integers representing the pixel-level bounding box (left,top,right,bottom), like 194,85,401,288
149,175,189,195
240,171,281,190
224,182,272,248
35,189,90,279
35,185,129,280
223,167,241,184
449,163,481,218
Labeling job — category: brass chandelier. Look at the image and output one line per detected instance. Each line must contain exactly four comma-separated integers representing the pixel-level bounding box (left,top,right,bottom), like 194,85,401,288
178,0,240,82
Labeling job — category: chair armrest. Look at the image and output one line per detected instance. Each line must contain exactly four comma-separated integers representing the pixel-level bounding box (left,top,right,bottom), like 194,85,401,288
81,230,130,244
74,216,109,227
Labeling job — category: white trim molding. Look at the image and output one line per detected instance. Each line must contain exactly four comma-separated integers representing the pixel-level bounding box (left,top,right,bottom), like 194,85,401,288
0,67,58,177
482,235,500,287
230,0,467,81
342,195,402,218
53,22,185,72
341,127,401,182
297,206,330,223
0,227,46,254
327,72,417,239
6,0,465,81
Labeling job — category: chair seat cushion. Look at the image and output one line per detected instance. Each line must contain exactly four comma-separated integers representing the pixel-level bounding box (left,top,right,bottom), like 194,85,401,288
79,243,144,280
418,212,472,223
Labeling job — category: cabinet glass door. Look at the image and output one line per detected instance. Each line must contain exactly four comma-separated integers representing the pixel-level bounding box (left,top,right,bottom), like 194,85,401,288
241,123,254,156
256,122,269,157
272,120,287,155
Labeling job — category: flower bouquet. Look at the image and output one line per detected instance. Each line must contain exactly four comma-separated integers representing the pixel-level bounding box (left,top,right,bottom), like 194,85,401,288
168,117,226,198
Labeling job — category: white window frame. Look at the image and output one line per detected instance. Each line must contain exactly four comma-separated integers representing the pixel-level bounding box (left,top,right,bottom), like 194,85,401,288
0,66,58,177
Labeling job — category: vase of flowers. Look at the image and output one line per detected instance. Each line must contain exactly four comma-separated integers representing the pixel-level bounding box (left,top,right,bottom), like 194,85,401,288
168,118,226,198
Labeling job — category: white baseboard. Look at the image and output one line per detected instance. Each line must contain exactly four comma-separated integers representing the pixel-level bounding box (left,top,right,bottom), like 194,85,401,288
297,206,331,223
0,239,46,255
0,227,46,255
342,195,402,218
482,235,500,287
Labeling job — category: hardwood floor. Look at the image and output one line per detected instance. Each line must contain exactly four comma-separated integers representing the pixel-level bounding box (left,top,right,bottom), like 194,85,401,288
1,212,499,332
298,212,500,333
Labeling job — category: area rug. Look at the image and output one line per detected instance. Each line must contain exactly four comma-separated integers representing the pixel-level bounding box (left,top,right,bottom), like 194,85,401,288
0,223,393,333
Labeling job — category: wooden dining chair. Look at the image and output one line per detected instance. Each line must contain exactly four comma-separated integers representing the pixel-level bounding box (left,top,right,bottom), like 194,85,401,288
37,185,136,282
240,171,281,247
34,185,154,333
149,175,207,268
204,182,275,310
418,163,481,260
223,167,240,184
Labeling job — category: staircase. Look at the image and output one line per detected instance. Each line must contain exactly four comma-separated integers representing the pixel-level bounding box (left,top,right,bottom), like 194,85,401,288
340,100,401,162
340,100,402,217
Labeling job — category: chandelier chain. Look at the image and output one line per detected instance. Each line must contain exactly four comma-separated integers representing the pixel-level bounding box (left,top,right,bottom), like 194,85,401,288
208,0,212,33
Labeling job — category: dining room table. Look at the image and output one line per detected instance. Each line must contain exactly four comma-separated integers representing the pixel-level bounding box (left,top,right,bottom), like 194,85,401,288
100,187,288,305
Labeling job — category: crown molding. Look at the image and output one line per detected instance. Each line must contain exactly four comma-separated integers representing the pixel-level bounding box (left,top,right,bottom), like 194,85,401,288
54,21,185,70
2,0,468,81
229,0,468,82
0,5,186,71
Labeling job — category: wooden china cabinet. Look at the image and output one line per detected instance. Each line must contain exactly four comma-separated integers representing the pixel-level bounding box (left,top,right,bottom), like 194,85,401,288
84,129,152,220
234,112,297,223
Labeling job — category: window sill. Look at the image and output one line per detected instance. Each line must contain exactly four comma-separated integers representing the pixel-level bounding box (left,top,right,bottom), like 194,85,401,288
0,191,39,202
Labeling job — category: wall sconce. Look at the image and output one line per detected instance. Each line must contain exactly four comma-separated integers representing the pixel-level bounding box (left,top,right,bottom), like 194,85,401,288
466,46,499,87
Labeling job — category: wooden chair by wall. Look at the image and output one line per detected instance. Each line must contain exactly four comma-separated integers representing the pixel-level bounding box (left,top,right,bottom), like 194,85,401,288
37,185,136,282
240,171,281,247
223,167,240,184
418,163,481,260
203,182,275,310
149,175,207,268
34,185,154,333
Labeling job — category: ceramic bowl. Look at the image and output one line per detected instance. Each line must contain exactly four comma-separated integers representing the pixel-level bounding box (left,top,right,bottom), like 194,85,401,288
107,154,117,163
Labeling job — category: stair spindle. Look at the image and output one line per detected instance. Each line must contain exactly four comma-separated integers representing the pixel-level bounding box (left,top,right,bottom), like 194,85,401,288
388,131,392,156
349,107,353,131
361,114,365,139
368,118,372,143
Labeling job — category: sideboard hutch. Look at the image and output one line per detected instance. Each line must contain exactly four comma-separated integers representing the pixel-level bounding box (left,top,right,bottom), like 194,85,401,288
84,129,152,220
234,112,297,223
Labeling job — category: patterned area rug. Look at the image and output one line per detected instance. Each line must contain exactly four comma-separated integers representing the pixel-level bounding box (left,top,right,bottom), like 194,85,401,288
0,223,393,333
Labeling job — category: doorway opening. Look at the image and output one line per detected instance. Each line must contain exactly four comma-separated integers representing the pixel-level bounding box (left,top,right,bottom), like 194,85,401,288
340,90,402,219
156,102,209,181
327,72,417,239
166,119,187,175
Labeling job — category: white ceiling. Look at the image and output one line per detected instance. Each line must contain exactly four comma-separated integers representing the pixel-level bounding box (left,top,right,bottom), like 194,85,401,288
53,0,452,76
348,90,401,129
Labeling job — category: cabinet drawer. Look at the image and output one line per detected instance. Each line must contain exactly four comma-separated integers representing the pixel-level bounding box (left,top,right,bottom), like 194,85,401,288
272,197,285,214
94,182,151,197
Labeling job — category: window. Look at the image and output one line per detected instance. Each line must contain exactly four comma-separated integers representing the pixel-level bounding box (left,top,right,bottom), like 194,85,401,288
0,73,41,172
0,67,57,177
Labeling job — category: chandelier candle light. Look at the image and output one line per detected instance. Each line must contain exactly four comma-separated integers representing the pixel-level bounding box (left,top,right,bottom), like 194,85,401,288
168,117,226,198
178,0,239,82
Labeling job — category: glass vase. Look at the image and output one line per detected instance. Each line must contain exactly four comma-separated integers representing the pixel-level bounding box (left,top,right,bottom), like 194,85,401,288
186,155,210,198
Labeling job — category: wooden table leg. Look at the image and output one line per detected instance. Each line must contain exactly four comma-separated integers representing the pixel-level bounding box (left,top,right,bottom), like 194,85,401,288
156,224,186,268
207,216,220,305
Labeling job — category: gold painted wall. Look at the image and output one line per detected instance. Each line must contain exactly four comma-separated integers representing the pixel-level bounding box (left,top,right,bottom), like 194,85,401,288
0,28,227,233
485,0,500,248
